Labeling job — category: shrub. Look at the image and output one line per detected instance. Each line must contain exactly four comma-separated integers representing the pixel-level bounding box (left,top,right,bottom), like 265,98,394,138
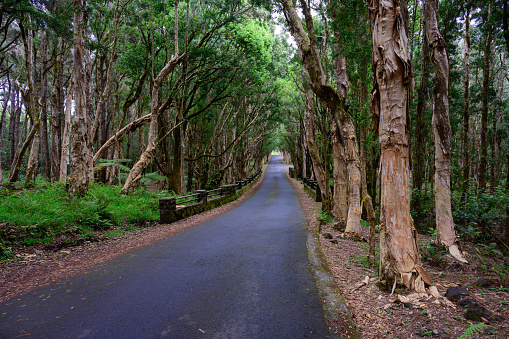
451,183,508,242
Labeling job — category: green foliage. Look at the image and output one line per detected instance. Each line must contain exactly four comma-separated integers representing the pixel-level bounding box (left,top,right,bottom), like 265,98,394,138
411,186,436,234
0,183,171,255
422,242,446,267
94,159,131,173
140,172,167,185
317,210,333,224
227,18,273,84
451,183,509,242
72,191,114,230
412,183,508,243
458,323,493,339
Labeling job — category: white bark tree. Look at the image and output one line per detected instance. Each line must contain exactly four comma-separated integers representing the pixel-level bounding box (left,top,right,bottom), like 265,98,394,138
369,0,423,290
424,0,467,263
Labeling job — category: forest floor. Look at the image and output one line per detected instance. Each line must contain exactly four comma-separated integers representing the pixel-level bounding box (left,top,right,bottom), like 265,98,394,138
287,174,509,339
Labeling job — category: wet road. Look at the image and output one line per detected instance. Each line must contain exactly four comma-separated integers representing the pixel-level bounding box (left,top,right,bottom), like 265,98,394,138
0,155,330,338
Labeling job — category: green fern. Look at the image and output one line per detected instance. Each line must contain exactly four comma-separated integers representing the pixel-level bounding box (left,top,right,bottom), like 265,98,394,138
458,323,493,339
94,159,132,172
140,172,167,184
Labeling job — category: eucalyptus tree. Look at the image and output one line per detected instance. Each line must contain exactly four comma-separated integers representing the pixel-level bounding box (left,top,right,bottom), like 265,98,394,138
424,0,466,263
277,0,363,237
68,0,93,195
478,2,493,192
369,0,423,291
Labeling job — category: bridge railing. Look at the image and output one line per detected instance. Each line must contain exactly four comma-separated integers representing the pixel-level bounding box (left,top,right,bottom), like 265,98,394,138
288,167,322,203
160,169,262,223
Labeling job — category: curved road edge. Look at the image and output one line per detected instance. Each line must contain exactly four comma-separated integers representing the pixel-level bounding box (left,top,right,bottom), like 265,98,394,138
285,169,361,339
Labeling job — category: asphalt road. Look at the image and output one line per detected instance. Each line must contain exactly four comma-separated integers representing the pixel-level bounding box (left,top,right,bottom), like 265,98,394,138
0,155,330,338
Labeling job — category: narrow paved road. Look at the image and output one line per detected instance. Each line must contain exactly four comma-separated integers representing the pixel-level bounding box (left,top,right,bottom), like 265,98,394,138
0,155,330,338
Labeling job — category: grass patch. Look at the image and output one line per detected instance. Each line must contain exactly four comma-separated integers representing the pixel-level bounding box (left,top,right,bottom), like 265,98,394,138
0,181,173,259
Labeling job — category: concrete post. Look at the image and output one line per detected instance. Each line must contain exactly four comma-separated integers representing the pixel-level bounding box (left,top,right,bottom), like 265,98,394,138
197,190,208,204
315,184,322,202
159,197,177,223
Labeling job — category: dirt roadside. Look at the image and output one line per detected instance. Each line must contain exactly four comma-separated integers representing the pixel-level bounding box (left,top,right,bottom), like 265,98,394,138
287,173,509,339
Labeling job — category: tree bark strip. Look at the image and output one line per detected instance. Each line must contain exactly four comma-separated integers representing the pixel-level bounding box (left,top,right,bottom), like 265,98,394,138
304,89,327,203
369,0,421,290
478,3,492,192
424,0,466,262
69,0,92,195
461,8,470,198
60,78,73,183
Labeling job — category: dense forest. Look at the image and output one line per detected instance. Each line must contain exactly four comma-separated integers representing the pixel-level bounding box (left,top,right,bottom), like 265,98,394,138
1,0,508,290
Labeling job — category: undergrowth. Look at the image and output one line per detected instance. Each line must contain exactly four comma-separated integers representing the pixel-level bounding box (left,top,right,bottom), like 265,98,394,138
0,181,173,259
411,182,508,243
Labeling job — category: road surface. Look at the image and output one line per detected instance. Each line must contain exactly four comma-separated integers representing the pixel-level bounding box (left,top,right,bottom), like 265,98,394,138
0,155,330,338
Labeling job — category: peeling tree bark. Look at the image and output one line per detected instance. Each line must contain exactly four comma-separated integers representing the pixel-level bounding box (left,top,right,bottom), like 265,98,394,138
479,3,492,192
331,119,348,221
424,0,466,263
59,78,73,183
51,44,63,182
331,51,362,236
279,0,362,236
69,0,92,196
369,0,422,290
26,31,49,185
304,88,327,203
461,8,470,199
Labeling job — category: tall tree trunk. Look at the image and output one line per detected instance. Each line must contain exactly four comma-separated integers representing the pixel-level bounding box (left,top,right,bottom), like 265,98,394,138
170,56,188,194
51,46,63,182
369,0,422,290
331,120,348,222
303,89,327,203
414,13,429,194
280,0,362,236
330,6,362,236
41,78,51,180
491,73,504,190
60,78,73,183
0,79,10,183
69,0,92,195
9,91,20,166
425,0,466,263
461,8,471,199
26,31,49,184
478,3,492,192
